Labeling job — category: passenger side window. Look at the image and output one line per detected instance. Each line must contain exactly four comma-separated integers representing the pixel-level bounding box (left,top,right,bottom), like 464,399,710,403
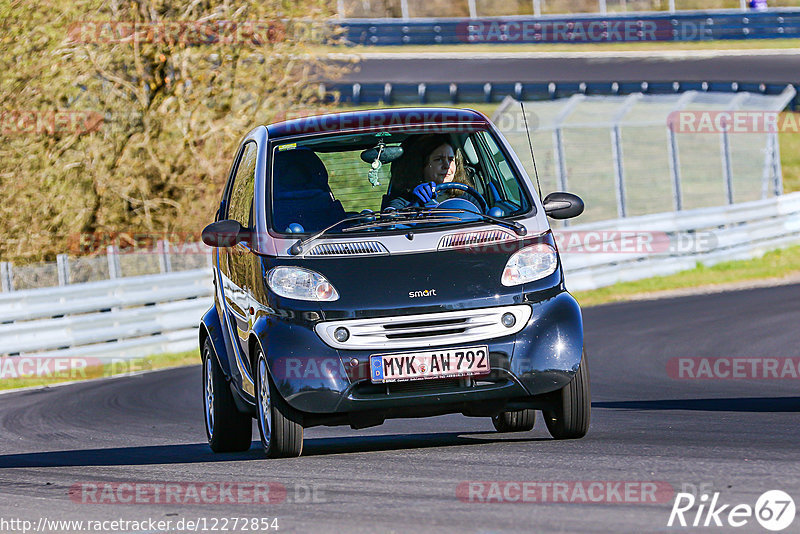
480,132,522,204
227,142,258,228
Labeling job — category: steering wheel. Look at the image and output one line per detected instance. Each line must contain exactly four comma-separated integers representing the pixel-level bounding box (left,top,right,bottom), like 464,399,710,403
434,183,488,213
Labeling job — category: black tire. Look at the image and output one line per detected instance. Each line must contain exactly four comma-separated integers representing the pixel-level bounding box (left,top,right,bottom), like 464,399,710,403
492,409,535,432
544,352,591,440
202,338,252,452
255,349,303,458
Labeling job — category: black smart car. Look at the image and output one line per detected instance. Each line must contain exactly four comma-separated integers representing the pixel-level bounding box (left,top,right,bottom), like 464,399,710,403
200,108,588,457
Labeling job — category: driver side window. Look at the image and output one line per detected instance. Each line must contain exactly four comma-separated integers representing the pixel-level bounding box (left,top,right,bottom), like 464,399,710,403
227,142,257,228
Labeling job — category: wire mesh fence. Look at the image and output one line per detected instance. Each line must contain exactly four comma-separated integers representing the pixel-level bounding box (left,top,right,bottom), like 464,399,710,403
336,0,800,18
1,242,212,293
493,87,796,224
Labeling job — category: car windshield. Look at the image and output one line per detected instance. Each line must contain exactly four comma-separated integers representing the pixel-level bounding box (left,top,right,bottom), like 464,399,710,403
269,127,531,235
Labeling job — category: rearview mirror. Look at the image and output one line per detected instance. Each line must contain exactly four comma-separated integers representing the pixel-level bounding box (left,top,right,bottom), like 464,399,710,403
543,192,584,220
202,219,247,247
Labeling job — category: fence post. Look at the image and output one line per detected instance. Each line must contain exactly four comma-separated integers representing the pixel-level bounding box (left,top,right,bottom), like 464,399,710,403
761,133,773,199
468,0,477,18
611,125,627,218
667,127,683,211
107,245,121,279
0,261,13,292
57,254,71,286
598,0,607,14
609,93,640,218
337,0,345,18
668,0,676,12
533,0,541,17
772,132,783,196
553,128,568,192
720,119,734,205
158,240,172,273
666,91,698,211
400,0,410,20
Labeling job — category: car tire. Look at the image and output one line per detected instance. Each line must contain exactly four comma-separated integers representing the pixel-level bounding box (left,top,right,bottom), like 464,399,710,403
255,349,303,458
492,409,535,432
544,351,590,440
202,338,252,452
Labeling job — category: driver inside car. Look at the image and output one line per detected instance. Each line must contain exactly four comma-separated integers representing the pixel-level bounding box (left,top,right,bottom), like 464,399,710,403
385,134,476,210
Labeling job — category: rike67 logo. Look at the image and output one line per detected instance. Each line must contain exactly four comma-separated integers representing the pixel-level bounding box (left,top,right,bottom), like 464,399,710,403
668,490,796,531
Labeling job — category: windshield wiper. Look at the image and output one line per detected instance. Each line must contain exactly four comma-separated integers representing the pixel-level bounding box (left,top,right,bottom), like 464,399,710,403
288,212,376,255
288,206,526,255
288,209,436,255
416,206,528,236
342,216,462,233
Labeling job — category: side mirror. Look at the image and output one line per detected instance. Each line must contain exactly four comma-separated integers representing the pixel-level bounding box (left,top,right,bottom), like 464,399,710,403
543,192,584,220
202,219,246,247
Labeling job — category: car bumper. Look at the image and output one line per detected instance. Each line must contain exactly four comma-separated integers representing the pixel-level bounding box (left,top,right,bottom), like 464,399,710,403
260,290,583,415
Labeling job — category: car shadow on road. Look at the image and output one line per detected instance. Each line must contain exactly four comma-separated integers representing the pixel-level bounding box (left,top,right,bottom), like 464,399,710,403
301,431,549,456
0,432,547,467
593,396,800,412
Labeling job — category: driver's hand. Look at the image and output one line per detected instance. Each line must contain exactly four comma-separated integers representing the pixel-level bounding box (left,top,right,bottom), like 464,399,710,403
412,181,437,204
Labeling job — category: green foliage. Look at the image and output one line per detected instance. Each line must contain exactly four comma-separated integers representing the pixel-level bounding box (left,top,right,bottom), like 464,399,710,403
0,0,345,263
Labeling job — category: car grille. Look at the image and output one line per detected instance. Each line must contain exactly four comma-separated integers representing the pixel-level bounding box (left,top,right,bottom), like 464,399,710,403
315,305,532,350
438,229,516,250
306,241,388,257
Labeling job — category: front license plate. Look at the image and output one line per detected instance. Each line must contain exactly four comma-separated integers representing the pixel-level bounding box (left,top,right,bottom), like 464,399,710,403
370,346,490,383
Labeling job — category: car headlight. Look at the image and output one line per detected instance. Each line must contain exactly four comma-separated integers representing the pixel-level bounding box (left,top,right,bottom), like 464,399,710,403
501,243,558,286
266,266,339,301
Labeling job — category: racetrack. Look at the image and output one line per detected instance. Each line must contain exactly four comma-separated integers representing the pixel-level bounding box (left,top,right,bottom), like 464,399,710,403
1,283,798,533
340,51,800,84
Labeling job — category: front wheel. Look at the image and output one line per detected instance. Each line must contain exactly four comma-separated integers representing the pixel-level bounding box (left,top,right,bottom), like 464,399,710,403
543,352,591,440
255,349,304,458
202,338,252,452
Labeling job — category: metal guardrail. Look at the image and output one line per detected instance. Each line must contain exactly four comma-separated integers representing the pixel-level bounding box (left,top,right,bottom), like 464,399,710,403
561,191,800,290
2,193,799,362
339,9,800,45
325,81,800,111
0,270,212,360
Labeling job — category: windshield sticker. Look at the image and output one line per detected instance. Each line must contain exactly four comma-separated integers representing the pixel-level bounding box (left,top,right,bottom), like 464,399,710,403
277,143,297,151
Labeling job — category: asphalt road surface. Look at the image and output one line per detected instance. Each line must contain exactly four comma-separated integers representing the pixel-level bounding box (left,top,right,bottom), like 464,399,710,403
1,283,799,533
340,51,800,84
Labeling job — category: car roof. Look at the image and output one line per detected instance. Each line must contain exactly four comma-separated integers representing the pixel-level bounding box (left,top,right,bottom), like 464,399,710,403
266,107,491,139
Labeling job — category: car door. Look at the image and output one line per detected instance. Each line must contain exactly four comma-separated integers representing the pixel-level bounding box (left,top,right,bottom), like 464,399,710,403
220,141,258,378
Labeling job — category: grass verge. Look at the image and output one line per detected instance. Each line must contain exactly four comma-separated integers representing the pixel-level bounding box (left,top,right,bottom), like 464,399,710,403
0,349,199,391
572,244,800,307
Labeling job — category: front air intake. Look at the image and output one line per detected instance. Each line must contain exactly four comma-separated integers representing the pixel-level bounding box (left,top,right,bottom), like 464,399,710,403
306,241,389,257
438,229,515,250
